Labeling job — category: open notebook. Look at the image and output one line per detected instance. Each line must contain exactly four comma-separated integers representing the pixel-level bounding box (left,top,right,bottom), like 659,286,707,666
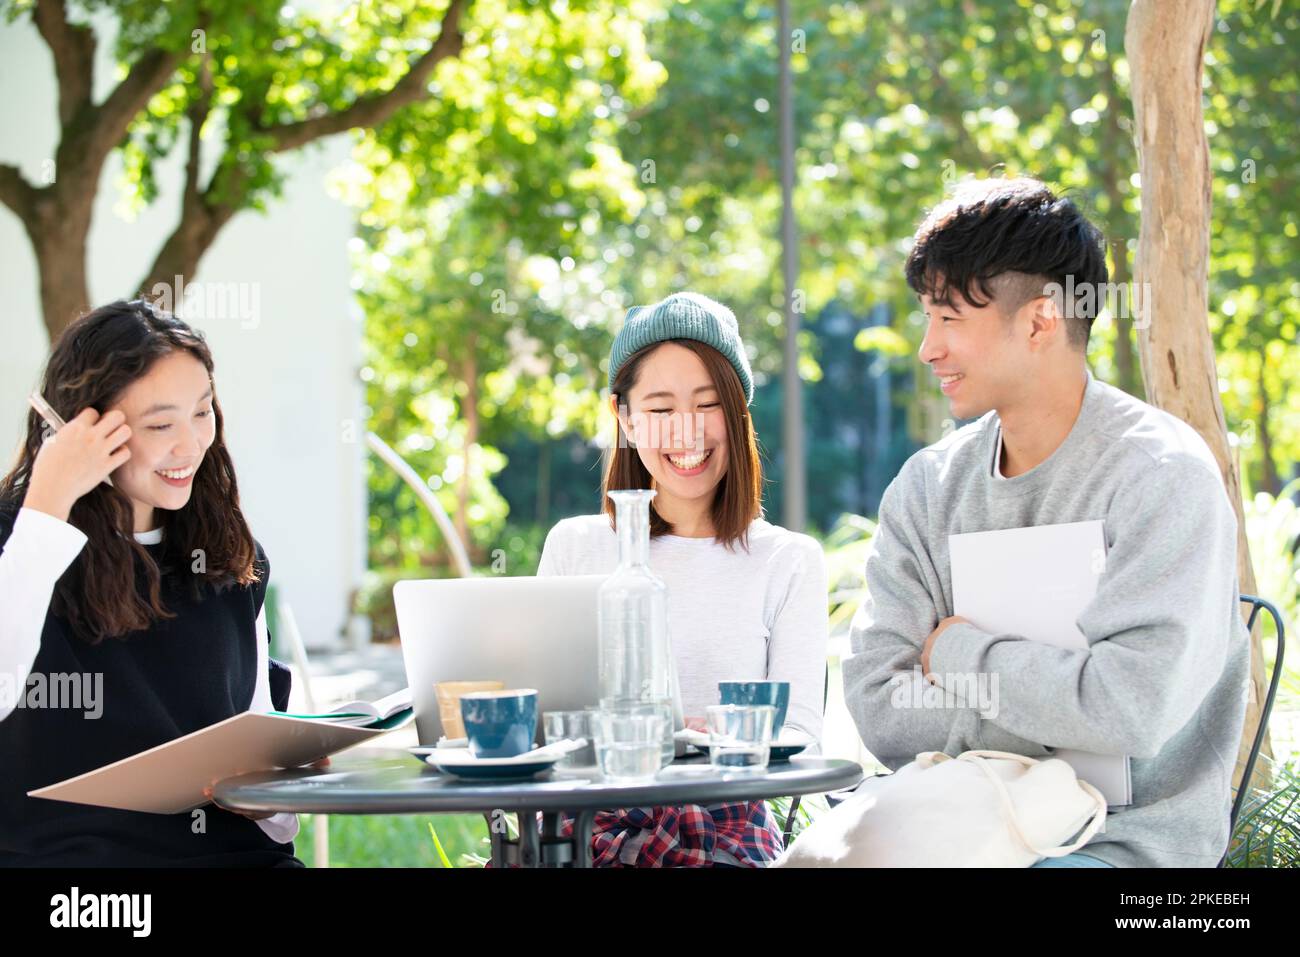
271,687,413,729
29,689,414,815
948,521,1132,807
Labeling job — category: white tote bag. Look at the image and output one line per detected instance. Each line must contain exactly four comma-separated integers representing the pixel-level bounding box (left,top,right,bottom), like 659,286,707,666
773,750,1108,868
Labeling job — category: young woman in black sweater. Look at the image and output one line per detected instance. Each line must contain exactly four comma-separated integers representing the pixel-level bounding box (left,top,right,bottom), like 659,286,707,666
0,299,310,866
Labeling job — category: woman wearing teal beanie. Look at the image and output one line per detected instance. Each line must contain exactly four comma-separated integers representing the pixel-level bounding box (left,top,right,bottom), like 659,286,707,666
537,291,829,867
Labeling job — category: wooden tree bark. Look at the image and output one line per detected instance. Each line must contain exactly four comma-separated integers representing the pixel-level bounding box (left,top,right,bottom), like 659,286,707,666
1125,0,1272,790
0,0,183,338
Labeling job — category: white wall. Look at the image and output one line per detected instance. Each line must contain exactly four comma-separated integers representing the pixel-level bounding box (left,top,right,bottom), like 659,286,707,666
0,16,363,648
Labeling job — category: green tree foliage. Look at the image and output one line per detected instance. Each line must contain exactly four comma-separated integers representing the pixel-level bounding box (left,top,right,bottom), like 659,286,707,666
14,0,1286,564
353,0,668,568
1,0,476,335
355,0,1296,567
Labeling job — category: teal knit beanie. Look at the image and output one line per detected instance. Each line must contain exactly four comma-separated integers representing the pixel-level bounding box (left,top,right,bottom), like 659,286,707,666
607,292,754,404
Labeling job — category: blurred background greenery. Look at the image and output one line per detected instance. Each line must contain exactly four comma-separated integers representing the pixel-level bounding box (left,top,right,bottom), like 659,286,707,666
15,0,1287,627
346,0,1300,866
351,1,1298,703
353,0,1297,576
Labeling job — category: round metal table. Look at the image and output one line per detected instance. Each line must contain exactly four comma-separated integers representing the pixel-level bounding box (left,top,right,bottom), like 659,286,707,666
213,747,864,867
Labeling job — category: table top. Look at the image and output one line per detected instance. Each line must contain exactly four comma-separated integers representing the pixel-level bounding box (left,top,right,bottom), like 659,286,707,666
212,747,865,815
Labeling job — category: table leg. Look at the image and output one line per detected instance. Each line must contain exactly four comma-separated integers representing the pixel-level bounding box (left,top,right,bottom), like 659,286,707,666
486,809,592,868
571,809,596,868
485,811,507,868
539,812,561,868
518,810,541,867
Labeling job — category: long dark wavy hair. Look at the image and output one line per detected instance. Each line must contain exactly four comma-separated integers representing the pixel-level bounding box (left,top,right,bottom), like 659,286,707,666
0,299,258,643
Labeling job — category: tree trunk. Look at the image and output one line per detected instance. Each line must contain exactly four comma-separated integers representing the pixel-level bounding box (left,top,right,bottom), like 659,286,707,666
1109,238,1141,399
778,0,806,531
27,187,94,341
1256,354,1280,497
455,333,479,558
1097,48,1142,400
536,440,551,526
1125,0,1272,792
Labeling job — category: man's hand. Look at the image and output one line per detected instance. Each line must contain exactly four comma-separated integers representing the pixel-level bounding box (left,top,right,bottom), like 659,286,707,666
921,616,969,680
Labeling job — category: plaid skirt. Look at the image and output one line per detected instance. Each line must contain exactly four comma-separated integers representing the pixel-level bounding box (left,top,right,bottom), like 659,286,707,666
527,801,784,867
567,801,784,867
484,801,784,868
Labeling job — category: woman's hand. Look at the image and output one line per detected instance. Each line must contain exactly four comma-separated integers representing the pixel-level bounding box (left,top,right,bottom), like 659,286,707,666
23,408,132,522
684,716,708,732
204,756,330,820
203,789,278,821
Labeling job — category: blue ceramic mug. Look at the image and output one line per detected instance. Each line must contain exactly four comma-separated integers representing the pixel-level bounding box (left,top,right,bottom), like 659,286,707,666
718,681,789,733
459,689,539,758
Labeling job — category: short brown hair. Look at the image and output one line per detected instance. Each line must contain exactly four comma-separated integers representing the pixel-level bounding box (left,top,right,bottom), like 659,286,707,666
603,339,762,550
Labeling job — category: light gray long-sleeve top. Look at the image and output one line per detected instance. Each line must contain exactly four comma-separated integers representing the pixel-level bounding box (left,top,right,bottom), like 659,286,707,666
842,371,1251,867
538,515,829,743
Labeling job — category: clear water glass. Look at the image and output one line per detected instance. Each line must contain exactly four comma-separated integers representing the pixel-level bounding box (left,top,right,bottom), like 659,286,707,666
600,696,674,766
543,709,597,769
706,704,775,772
593,706,669,782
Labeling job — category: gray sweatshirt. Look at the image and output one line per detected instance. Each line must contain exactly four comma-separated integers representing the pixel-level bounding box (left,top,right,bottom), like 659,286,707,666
842,370,1251,867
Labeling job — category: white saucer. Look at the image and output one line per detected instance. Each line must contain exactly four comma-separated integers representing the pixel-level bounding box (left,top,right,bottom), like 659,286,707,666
411,737,587,767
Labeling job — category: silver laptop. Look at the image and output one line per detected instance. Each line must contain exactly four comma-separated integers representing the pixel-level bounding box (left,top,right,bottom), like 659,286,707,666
394,575,686,750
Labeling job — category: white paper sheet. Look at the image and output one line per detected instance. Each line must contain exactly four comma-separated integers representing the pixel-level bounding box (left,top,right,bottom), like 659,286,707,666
948,521,1131,806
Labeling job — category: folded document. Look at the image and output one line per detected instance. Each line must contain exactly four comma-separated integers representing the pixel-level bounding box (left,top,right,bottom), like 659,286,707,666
948,521,1132,807
29,689,413,814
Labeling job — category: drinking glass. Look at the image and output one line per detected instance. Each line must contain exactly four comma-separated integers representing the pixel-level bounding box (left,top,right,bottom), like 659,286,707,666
543,709,597,770
706,704,775,772
592,705,670,782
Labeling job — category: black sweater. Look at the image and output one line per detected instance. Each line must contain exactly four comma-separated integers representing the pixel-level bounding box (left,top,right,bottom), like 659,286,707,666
0,508,301,867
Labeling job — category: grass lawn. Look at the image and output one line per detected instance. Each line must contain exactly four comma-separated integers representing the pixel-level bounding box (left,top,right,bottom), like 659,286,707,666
295,813,491,867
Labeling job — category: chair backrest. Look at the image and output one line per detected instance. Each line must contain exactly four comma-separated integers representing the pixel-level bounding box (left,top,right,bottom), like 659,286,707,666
1221,595,1287,866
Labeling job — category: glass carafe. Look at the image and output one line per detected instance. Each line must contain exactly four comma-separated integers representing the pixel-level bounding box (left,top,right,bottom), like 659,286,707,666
598,489,675,765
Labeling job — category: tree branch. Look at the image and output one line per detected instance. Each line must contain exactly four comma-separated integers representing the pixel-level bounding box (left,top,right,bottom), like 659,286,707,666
32,0,96,127
267,0,470,153
0,163,38,226
182,50,214,212
83,46,186,172
141,0,472,291
139,155,248,294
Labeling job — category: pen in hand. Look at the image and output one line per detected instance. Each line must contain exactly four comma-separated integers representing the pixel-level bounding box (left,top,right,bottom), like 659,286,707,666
28,392,115,487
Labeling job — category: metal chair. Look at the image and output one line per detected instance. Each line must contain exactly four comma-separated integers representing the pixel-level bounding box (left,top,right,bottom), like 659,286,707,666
779,668,827,845
782,594,1288,863
1219,594,1287,868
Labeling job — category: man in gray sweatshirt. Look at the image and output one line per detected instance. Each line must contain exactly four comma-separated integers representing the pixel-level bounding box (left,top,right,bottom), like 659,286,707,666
842,177,1251,867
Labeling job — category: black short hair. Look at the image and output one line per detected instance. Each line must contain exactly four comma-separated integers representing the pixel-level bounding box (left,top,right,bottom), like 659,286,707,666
905,177,1109,348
